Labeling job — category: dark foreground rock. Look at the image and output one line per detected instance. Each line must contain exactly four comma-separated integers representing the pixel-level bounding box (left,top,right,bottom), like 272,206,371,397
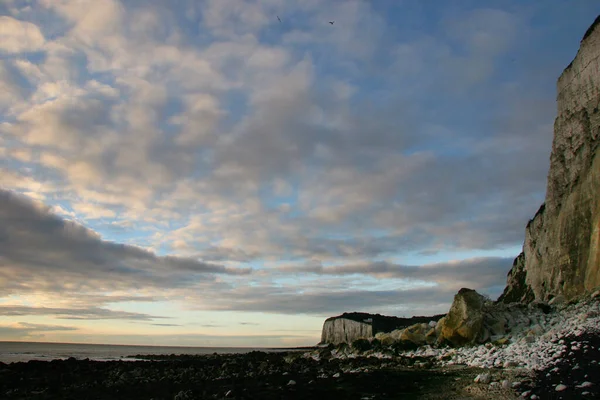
0,351,510,400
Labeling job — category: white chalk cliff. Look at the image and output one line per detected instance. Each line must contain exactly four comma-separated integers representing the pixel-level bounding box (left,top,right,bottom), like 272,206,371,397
500,16,600,303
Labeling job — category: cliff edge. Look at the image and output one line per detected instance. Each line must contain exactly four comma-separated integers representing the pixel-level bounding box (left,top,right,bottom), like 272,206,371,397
500,15,600,303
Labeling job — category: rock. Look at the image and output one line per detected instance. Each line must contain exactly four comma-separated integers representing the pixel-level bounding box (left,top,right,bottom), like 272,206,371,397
592,290,600,299
528,324,544,336
174,390,194,400
425,328,437,344
478,327,490,343
487,317,507,336
521,335,535,344
500,18,600,304
502,380,511,389
287,380,296,386
374,332,395,346
351,338,371,352
438,288,486,346
474,373,491,384
576,381,593,388
389,329,404,341
499,253,534,303
399,323,428,346
503,360,518,368
434,317,445,336
555,384,567,392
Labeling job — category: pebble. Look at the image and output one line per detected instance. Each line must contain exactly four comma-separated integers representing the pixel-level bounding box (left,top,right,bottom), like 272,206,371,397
474,373,491,384
287,380,296,386
555,384,567,391
576,381,593,388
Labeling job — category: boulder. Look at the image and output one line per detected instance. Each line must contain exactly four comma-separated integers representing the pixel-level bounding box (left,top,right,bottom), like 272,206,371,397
438,288,487,346
374,332,395,346
425,328,437,344
399,323,428,346
486,316,506,336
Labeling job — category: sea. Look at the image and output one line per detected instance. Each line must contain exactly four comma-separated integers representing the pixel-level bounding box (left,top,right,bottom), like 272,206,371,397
0,341,286,363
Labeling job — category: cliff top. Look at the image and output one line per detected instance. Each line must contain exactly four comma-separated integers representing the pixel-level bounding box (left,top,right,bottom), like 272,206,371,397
565,15,600,71
582,15,600,42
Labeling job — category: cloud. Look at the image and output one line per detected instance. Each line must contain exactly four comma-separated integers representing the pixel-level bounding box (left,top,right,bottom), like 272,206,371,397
0,1,551,265
16,322,78,331
200,285,458,317
0,322,77,339
1,1,598,338
0,305,167,321
280,257,512,294
0,190,251,298
444,8,519,57
0,60,32,110
0,16,45,53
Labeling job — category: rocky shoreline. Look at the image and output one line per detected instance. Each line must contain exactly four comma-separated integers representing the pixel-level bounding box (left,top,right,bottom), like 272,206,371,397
0,352,526,400
2,296,598,399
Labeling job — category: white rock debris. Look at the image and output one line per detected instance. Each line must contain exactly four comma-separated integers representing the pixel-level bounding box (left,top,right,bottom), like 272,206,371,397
321,296,600,375
406,298,600,371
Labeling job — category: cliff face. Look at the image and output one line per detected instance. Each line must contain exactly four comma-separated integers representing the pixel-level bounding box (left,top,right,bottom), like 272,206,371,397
500,16,600,303
320,312,444,344
320,317,373,345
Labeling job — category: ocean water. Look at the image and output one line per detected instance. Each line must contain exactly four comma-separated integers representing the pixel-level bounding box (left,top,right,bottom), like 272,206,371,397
0,341,276,363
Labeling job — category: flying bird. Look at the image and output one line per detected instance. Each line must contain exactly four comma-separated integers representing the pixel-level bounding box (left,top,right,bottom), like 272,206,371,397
277,16,281,23
329,21,334,25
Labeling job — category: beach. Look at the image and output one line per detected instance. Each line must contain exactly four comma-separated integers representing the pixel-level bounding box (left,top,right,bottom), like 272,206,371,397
0,350,519,399
2,327,598,399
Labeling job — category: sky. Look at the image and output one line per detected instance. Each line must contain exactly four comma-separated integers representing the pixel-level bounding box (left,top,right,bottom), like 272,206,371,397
1,0,599,348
